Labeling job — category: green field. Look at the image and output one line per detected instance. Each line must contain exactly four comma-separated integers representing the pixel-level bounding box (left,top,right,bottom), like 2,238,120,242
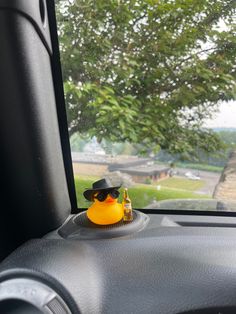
159,177,205,191
74,176,210,209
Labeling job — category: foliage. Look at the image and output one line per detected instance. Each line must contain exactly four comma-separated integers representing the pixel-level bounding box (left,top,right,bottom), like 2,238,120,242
175,162,223,172
70,133,139,154
74,176,210,208
156,129,236,166
217,130,236,147
100,139,138,155
70,133,88,151
57,0,236,156
144,177,152,185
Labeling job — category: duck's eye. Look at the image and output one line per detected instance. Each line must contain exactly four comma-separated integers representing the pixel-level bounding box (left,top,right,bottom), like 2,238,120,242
95,191,108,202
109,190,120,199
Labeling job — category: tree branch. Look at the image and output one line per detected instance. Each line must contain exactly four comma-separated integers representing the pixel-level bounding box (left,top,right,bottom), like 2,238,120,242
173,47,218,71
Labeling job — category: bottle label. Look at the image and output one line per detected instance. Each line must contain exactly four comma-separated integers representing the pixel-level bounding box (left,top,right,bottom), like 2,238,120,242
124,203,132,209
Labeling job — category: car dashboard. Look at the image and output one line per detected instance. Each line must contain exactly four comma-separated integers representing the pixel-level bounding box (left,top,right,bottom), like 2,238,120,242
1,211,236,313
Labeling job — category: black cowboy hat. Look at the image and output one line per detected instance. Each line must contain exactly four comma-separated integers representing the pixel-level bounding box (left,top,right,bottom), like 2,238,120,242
83,178,121,201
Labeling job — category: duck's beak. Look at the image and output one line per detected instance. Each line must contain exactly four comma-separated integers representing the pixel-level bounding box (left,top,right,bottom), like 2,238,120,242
105,195,116,204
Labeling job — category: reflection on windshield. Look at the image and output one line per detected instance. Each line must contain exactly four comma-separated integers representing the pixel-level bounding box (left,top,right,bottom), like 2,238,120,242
56,0,236,211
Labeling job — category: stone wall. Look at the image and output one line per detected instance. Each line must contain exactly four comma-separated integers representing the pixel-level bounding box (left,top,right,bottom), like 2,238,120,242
213,151,236,201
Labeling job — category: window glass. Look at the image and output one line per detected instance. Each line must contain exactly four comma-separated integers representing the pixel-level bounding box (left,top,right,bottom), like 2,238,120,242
56,0,236,211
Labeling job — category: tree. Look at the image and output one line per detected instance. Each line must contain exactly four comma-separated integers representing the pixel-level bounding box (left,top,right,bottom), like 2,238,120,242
56,0,236,157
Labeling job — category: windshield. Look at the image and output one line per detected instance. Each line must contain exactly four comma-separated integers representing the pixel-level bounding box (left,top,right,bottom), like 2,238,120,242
56,0,236,212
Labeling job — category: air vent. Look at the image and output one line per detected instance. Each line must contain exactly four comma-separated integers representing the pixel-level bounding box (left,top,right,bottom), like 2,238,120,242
178,221,236,228
160,216,236,228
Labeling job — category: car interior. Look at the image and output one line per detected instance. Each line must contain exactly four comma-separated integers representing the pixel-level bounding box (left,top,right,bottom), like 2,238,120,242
1,1,236,313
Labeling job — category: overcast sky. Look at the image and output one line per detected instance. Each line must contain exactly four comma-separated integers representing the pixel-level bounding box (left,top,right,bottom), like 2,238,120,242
204,101,236,128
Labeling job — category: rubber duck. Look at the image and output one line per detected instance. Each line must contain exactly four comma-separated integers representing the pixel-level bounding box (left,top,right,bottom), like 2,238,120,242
83,178,124,225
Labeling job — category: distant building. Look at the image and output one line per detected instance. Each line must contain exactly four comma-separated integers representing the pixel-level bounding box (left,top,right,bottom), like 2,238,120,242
117,165,170,183
72,152,170,183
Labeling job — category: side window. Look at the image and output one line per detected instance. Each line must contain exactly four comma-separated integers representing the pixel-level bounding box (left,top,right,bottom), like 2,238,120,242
56,0,236,211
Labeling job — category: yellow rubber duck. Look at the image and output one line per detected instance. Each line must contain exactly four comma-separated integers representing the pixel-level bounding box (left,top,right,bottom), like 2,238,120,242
83,178,124,225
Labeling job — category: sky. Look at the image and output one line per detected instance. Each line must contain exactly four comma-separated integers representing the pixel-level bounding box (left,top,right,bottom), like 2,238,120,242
204,101,236,129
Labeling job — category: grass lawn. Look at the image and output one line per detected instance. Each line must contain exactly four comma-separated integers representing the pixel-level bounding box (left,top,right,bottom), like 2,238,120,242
74,176,210,209
74,175,100,209
158,177,205,191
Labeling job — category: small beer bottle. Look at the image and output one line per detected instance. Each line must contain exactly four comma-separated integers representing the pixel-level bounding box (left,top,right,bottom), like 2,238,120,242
123,188,133,222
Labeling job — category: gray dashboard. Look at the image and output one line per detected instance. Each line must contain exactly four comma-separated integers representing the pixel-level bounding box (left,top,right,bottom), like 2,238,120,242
1,211,236,313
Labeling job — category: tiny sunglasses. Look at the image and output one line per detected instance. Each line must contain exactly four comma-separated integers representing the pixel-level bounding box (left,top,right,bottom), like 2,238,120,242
94,189,120,202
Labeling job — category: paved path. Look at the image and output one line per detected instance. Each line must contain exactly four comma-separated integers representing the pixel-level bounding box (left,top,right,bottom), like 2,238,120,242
175,168,221,196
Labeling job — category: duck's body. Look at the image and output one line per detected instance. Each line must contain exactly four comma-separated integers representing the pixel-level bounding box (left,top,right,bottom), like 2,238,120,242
87,197,123,225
